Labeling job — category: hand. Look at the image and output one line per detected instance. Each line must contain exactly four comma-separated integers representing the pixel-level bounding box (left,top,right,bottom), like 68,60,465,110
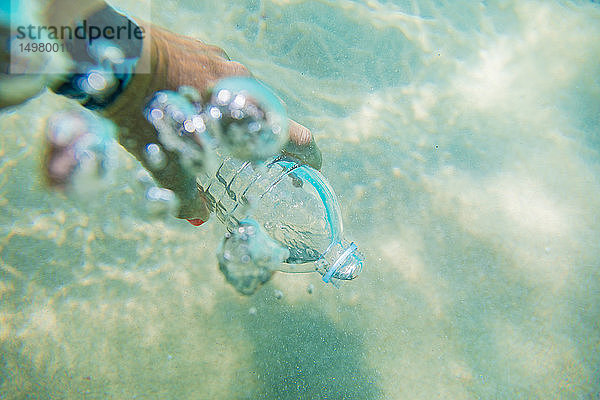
102,24,321,223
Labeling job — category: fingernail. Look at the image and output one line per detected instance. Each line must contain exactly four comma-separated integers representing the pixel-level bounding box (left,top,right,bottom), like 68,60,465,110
187,218,205,226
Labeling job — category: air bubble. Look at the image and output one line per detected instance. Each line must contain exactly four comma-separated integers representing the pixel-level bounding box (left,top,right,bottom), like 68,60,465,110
216,89,232,105
232,94,246,109
87,71,108,91
192,116,206,132
144,186,179,219
183,119,195,133
149,108,164,122
209,106,222,119
144,143,167,171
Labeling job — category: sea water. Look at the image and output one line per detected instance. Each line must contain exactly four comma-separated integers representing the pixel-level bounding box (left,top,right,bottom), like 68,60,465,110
1,0,599,398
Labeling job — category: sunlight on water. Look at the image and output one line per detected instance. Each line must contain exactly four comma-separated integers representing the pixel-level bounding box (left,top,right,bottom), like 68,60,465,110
1,0,599,398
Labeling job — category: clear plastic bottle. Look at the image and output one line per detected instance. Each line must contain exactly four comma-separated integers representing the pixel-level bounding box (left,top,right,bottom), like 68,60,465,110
199,153,364,285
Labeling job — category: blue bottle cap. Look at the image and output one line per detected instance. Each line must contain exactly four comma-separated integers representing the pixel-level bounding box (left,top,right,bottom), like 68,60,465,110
322,241,364,283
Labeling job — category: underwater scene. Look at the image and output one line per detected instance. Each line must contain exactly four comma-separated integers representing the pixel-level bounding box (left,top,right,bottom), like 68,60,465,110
1,0,599,398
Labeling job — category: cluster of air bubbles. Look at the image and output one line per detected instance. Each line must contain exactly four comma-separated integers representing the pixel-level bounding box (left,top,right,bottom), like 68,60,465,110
74,39,133,102
144,89,212,175
205,77,289,162
44,110,118,198
143,77,289,176
76,68,117,98
217,218,290,295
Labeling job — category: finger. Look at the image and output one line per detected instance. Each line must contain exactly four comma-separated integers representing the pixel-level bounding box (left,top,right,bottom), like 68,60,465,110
282,119,322,170
151,26,230,60
176,190,210,222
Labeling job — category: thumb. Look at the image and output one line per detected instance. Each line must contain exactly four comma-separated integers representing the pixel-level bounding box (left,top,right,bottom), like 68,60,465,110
282,119,322,170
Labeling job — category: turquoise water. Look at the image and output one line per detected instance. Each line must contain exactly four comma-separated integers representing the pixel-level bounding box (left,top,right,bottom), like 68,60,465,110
2,0,600,398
